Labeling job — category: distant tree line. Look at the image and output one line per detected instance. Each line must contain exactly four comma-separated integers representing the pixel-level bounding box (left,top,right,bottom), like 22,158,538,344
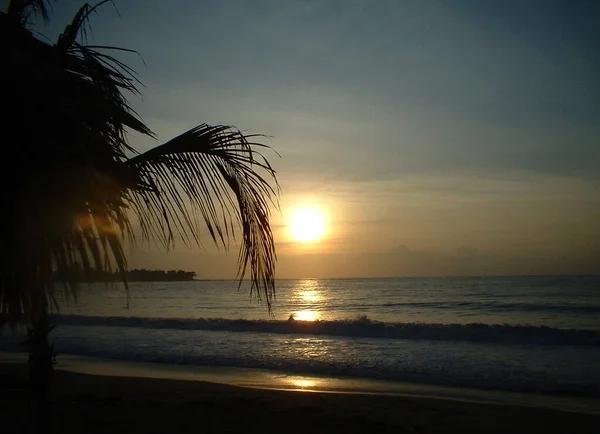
53,268,197,282
125,269,197,281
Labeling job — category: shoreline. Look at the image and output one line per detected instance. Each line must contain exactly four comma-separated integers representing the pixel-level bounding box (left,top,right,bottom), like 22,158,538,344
2,351,599,416
1,361,599,434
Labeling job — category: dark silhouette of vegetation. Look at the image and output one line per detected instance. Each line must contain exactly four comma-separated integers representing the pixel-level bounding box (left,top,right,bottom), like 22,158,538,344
1,1,278,432
71,268,198,281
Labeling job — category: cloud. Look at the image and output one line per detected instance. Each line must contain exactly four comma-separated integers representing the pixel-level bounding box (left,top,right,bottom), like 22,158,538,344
40,1,599,184
33,0,600,279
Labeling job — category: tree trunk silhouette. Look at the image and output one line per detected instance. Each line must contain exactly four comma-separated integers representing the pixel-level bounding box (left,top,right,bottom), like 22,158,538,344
28,310,55,434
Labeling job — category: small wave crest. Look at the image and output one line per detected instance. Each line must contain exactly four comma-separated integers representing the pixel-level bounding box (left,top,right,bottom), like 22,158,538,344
380,301,600,314
52,315,600,346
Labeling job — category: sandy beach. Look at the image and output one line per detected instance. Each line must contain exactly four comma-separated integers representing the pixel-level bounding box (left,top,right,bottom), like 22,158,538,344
1,362,599,434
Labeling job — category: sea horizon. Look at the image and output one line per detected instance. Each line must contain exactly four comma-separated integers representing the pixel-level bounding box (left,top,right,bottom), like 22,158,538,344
189,273,600,281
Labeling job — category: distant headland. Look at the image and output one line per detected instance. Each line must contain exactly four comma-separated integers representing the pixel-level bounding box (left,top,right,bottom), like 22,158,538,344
125,269,197,281
63,269,197,282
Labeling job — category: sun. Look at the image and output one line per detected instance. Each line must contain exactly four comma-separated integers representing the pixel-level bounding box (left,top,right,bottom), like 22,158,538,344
289,207,326,243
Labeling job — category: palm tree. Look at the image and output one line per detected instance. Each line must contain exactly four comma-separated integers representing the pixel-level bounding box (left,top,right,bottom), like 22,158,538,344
1,1,278,431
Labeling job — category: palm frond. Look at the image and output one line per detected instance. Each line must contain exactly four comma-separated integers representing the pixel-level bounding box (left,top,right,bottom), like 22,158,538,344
1,1,280,327
128,125,279,308
54,2,153,151
7,0,53,25
0,167,132,326
56,1,118,49
1,1,146,326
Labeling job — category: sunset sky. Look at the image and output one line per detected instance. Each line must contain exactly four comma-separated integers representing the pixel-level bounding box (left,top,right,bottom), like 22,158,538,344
36,0,599,278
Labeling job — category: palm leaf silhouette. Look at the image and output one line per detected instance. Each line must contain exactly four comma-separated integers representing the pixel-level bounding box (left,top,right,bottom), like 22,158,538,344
1,0,279,326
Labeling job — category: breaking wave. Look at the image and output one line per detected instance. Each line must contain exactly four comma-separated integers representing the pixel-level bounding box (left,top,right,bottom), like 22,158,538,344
52,315,600,346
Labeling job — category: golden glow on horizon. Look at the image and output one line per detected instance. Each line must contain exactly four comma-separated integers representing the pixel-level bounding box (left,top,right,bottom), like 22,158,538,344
289,207,326,243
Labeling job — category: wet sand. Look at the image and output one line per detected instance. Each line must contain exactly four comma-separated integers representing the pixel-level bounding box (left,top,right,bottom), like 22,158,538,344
1,362,599,434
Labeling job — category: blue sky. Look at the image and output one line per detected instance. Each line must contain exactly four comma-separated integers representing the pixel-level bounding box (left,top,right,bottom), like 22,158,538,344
25,0,600,277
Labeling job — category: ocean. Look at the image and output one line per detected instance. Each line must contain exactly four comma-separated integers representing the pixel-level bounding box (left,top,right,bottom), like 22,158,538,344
1,275,599,397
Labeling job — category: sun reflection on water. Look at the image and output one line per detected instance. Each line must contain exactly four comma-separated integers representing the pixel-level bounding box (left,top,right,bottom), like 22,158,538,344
293,279,325,313
287,279,329,322
292,310,318,321
301,290,320,302
291,379,314,388
287,377,321,390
